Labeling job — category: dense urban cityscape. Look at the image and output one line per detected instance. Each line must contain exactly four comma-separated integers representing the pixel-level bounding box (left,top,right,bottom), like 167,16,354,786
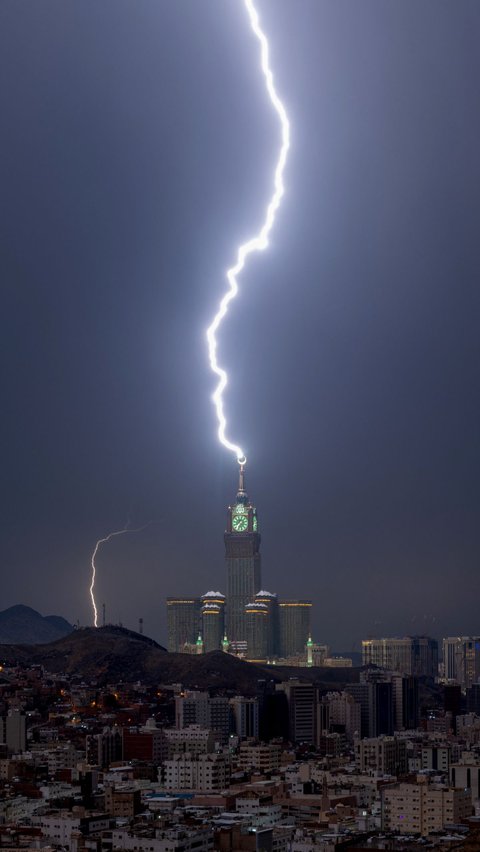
1,470,479,851
2,0,479,850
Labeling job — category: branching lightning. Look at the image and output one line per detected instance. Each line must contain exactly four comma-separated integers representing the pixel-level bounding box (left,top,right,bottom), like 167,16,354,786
89,524,150,627
206,0,290,466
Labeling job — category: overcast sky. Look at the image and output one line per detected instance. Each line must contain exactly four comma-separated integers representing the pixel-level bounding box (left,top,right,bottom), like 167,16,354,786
1,0,479,650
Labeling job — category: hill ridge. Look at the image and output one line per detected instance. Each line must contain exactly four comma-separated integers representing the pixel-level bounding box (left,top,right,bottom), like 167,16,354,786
0,604,74,645
0,625,360,692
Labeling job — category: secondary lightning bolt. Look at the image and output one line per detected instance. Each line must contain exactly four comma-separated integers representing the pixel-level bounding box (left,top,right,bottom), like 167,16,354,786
89,523,151,627
206,0,290,466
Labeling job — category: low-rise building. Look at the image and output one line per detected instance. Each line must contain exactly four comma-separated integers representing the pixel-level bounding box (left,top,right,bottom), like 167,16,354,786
41,812,111,848
238,741,282,773
450,761,480,804
421,745,453,773
104,785,142,819
381,780,472,836
165,725,219,757
163,753,230,792
110,826,213,852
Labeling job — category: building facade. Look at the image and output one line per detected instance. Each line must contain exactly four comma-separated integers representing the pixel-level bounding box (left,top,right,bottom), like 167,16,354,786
225,465,261,644
443,636,480,688
166,598,201,653
355,736,408,776
165,466,314,660
174,692,230,743
381,781,471,836
276,680,317,744
278,601,312,658
163,753,230,792
245,601,269,661
230,696,259,739
362,636,438,678
201,592,225,653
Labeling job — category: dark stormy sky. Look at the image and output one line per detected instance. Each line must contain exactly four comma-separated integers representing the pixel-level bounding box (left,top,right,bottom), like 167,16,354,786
1,1,479,651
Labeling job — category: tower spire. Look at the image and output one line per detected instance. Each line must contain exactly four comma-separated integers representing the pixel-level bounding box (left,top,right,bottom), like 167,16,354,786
235,458,248,504
238,461,246,495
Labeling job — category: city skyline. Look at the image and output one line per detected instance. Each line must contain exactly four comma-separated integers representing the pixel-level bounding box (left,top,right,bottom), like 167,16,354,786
1,1,479,648
166,464,313,661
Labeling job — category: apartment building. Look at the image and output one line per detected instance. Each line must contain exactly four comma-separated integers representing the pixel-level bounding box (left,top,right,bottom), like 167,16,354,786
382,781,471,836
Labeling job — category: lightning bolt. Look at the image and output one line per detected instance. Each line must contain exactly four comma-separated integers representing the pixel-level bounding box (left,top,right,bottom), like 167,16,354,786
206,0,290,466
89,523,151,627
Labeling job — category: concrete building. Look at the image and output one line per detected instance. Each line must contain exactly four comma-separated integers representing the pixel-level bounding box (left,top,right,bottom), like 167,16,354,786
47,743,82,776
254,590,278,657
381,781,472,836
163,753,230,792
238,741,282,773
164,725,218,757
355,736,408,776
86,727,122,768
310,643,330,666
391,674,419,731
321,691,361,742
41,813,111,848
110,827,212,852
230,696,259,740
276,680,316,744
104,785,141,819
0,710,26,754
421,745,452,772
201,596,225,653
278,601,312,658
245,601,269,661
166,597,202,653
234,791,283,828
175,692,230,743
443,636,480,688
346,679,393,738
450,762,480,804
466,683,480,714
122,724,167,764
362,636,438,678
214,825,278,852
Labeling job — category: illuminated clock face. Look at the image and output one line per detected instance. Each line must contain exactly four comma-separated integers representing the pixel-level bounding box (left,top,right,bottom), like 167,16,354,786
234,503,246,514
232,514,248,532
253,515,258,532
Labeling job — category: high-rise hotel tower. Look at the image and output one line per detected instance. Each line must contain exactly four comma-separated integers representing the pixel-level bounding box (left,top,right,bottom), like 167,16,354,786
225,463,261,644
166,465,312,659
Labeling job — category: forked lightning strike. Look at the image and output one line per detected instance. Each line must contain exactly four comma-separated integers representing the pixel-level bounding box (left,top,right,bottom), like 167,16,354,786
206,0,290,466
89,524,149,627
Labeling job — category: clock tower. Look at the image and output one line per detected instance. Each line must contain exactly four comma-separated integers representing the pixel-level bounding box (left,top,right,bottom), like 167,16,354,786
225,463,261,644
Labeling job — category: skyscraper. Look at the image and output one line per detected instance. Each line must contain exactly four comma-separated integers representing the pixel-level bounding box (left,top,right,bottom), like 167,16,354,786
278,600,312,658
443,637,480,688
225,464,261,643
346,679,394,738
276,680,317,744
166,597,201,652
254,590,278,657
201,592,225,653
165,466,314,658
230,696,259,739
362,636,438,678
245,600,269,661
